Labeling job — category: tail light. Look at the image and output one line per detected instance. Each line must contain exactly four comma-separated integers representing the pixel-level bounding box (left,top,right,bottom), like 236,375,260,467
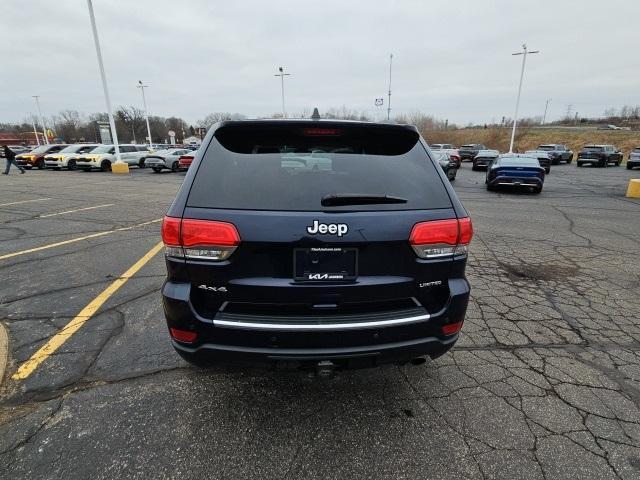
442,321,464,335
169,328,198,343
409,217,473,259
162,216,240,261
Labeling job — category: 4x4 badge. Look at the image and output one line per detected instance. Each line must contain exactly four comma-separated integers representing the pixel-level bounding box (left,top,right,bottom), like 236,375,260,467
198,285,227,292
306,220,348,237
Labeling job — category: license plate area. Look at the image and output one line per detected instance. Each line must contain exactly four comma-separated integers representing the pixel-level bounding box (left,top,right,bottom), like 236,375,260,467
294,247,358,281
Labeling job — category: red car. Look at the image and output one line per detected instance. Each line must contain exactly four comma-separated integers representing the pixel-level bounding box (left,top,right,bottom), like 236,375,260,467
15,144,68,169
178,153,195,170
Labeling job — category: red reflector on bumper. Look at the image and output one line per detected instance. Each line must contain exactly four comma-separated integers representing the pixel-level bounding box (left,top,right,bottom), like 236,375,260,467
442,321,464,335
170,328,198,343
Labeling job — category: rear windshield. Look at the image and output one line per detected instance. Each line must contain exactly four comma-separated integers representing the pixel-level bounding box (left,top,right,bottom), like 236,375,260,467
187,123,452,211
583,146,604,152
537,145,555,151
633,148,640,153
497,157,540,167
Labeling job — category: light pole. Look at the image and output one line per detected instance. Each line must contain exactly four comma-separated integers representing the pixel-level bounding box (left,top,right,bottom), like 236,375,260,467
32,96,49,144
86,0,122,165
137,81,153,146
542,98,551,125
387,54,393,120
508,44,539,153
30,114,40,146
274,67,291,118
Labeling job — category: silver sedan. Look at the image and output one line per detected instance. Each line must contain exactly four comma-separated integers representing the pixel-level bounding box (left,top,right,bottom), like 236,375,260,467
142,149,192,172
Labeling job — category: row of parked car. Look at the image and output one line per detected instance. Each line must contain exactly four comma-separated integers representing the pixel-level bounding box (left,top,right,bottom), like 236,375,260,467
8,143,198,173
430,143,640,194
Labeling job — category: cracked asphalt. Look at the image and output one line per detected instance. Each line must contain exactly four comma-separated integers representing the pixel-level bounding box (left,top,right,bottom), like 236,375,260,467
0,163,639,479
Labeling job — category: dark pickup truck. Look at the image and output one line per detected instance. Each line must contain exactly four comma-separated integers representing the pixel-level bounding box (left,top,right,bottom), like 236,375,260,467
536,144,573,164
458,144,487,161
577,145,623,168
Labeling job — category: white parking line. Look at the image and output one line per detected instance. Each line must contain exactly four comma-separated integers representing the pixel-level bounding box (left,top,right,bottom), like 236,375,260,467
39,204,115,218
0,198,50,207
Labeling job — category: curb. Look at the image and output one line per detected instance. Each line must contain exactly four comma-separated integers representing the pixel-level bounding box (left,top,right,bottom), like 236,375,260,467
0,322,7,385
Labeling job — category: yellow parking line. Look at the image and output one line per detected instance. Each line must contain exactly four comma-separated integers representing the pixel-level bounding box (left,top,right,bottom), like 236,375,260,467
0,198,50,207
11,241,164,380
39,203,115,218
0,218,162,261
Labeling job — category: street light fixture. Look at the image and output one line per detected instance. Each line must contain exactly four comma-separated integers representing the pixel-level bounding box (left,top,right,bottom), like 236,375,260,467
32,96,49,145
85,0,123,168
137,81,153,147
542,98,551,125
30,113,40,146
274,67,291,118
508,44,539,153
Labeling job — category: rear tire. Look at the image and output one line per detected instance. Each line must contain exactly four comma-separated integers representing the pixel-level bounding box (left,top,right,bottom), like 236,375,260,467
577,162,582,167
171,161,179,172
533,186,542,194
67,159,77,171
471,165,478,171
152,167,162,173
100,160,111,172
627,163,632,170
36,159,45,170
139,159,146,169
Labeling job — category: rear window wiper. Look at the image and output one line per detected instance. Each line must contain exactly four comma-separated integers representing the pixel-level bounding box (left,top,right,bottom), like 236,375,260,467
321,193,408,207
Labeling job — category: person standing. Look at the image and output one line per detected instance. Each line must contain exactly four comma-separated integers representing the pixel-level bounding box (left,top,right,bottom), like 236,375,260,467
2,145,25,174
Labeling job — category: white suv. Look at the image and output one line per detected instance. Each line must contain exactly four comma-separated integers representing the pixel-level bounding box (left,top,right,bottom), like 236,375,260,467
44,144,98,170
76,144,151,171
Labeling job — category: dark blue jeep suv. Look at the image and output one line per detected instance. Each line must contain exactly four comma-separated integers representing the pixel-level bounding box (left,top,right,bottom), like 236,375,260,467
161,119,472,370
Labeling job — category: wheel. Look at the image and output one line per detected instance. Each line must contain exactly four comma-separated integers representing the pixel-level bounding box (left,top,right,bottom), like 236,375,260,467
545,168,550,174
138,159,146,169
100,160,111,172
533,186,542,194
627,163,633,170
152,167,162,173
36,159,45,170
67,159,77,171
567,154,573,163
600,159,607,168
471,165,478,171
171,161,179,172
615,159,621,166
486,184,495,191
577,162,582,167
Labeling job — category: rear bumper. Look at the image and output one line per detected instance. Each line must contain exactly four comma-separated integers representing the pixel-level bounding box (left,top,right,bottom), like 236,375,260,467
488,176,543,188
162,277,470,369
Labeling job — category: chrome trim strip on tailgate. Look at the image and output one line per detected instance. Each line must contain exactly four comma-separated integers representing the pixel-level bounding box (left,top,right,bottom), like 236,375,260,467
214,313,431,331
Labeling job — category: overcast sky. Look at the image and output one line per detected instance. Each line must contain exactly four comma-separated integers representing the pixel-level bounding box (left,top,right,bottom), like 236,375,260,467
2,0,639,126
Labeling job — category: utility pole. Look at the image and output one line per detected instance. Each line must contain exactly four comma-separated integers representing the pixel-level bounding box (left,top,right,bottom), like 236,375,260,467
86,0,122,165
274,67,291,118
32,96,49,145
509,44,539,153
137,81,153,146
387,54,393,120
542,98,551,125
30,114,40,146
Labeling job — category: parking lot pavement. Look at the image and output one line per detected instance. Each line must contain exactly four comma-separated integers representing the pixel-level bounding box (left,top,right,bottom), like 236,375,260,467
0,165,639,479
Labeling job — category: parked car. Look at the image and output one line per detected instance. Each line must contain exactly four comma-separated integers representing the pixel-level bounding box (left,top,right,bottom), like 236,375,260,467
472,150,500,171
458,143,487,161
486,154,545,193
143,149,192,172
627,147,640,170
178,152,196,170
15,144,68,169
598,124,623,130
577,145,623,167
75,144,150,171
536,144,573,164
434,152,458,181
524,150,551,174
44,144,98,170
161,118,472,370
1,145,31,157
430,143,455,150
